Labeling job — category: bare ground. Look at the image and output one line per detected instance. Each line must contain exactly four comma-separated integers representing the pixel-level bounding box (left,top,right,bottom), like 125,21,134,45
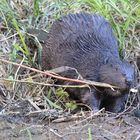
0,107,140,140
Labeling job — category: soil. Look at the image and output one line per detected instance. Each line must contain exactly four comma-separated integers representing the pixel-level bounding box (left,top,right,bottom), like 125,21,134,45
0,99,140,140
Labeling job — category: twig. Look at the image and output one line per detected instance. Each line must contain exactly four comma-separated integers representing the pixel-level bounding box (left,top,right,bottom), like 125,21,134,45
0,59,118,89
43,126,63,138
0,78,88,88
28,99,41,111
12,56,25,99
0,33,18,42
52,108,104,123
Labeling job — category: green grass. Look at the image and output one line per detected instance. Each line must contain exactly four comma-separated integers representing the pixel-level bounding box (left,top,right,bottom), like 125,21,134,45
0,0,140,110
26,129,33,140
0,0,139,59
88,127,92,140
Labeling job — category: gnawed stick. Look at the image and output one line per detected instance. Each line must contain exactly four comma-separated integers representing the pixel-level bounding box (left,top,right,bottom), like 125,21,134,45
0,59,118,89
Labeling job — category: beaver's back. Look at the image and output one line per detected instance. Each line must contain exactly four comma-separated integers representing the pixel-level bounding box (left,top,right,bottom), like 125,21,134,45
47,13,118,50
42,13,120,73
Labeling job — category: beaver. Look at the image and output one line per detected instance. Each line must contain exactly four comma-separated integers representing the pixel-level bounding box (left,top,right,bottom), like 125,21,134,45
42,13,136,112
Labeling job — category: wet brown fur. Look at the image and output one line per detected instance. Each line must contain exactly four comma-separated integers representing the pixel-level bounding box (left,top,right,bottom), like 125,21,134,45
42,13,136,112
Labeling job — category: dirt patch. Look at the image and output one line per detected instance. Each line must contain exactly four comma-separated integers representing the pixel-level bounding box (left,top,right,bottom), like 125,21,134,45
0,95,139,140
0,109,140,140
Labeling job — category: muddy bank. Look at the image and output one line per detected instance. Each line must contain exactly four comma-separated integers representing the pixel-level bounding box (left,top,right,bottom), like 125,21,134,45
0,105,140,140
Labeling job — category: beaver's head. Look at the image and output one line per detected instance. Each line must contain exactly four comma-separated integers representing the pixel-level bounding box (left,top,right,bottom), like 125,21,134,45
99,61,136,96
